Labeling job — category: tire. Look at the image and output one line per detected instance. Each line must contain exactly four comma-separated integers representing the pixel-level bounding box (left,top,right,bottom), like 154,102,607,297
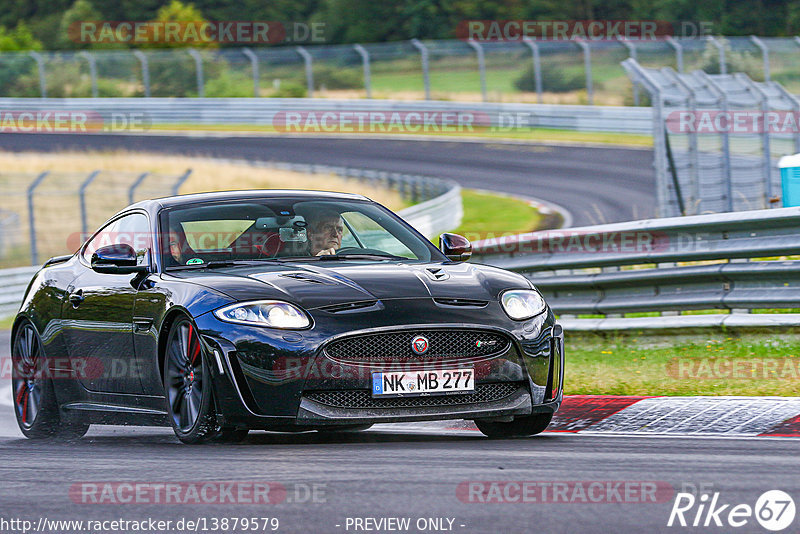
163,317,218,444
12,320,89,440
475,413,553,439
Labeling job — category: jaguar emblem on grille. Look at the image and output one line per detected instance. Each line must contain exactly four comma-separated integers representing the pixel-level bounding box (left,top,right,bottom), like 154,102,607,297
411,335,429,355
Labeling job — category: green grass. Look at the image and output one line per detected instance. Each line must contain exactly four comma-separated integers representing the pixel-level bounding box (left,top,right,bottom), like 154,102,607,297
450,189,544,239
148,123,654,147
567,332,800,396
0,316,14,330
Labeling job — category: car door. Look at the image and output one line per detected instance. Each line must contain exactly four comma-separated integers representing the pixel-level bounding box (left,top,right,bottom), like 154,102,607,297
61,211,152,394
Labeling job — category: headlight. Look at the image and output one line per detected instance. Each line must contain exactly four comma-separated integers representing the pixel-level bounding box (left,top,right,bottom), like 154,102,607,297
214,300,311,329
501,290,547,320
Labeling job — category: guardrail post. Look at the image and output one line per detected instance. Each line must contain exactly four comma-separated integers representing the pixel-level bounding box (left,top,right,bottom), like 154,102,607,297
187,48,204,97
521,37,543,104
575,40,593,105
128,172,149,205
749,36,770,81
78,51,98,98
353,44,372,99
665,36,684,73
171,169,193,196
133,50,150,97
794,36,800,48
295,46,314,97
79,170,100,237
29,51,46,98
467,39,487,102
27,172,48,265
242,48,259,97
617,38,639,105
410,39,431,100
707,36,726,75
696,71,733,211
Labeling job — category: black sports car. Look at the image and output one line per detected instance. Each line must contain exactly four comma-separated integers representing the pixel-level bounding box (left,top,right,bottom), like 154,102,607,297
11,190,563,443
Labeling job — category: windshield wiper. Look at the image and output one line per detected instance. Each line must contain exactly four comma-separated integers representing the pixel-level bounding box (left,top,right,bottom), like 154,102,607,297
165,259,281,271
319,253,407,261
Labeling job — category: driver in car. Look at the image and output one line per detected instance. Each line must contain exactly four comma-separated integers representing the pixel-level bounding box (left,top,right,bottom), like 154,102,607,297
306,210,344,256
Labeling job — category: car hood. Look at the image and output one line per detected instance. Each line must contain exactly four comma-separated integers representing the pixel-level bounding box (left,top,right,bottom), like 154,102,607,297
170,261,530,310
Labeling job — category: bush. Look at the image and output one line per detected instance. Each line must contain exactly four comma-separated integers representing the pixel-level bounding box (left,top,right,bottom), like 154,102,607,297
697,38,762,80
205,70,255,97
269,82,307,98
514,62,585,93
313,65,362,90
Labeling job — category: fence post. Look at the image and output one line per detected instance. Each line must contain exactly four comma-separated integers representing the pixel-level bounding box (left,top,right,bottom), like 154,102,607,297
467,40,487,102
79,170,100,237
737,73,773,207
706,36,726,75
771,81,800,153
410,39,430,100
696,70,733,211
353,44,372,99
575,40,593,105
29,51,46,98
128,172,149,205
295,46,314,97
617,38,639,105
521,37,543,104
242,48,259,97
663,68,700,213
132,50,150,97
187,48,204,97
77,51,98,98
665,36,684,73
749,36,770,81
172,169,193,196
27,172,49,265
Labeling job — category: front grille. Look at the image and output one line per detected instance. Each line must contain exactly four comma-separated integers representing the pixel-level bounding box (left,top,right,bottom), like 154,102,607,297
324,329,510,364
304,382,521,409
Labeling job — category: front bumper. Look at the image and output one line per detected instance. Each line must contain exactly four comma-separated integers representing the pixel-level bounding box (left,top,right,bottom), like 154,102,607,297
195,302,563,429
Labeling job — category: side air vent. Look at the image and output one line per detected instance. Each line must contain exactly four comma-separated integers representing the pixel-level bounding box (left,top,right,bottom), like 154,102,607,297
425,267,450,281
278,273,330,284
433,298,489,308
317,300,381,313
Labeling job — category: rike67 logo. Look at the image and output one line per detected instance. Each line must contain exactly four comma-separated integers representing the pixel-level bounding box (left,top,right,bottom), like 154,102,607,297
668,490,796,531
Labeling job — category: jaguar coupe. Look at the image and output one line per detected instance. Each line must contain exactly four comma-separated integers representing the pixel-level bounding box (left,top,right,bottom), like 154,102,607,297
11,190,563,443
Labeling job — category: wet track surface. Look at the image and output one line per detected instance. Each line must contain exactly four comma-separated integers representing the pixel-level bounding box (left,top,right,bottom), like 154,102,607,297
0,133,656,226
1,331,798,533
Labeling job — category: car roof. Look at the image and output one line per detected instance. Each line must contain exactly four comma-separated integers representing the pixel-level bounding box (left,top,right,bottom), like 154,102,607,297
129,189,372,211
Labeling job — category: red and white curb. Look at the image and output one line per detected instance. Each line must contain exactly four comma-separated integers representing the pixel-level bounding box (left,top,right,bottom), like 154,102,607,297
383,396,800,437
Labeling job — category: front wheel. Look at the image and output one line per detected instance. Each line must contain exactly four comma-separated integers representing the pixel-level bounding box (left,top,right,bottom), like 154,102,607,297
163,317,217,444
12,321,89,440
475,413,553,439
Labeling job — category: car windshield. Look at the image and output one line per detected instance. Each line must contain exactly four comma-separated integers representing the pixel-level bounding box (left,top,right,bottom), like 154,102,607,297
160,197,442,268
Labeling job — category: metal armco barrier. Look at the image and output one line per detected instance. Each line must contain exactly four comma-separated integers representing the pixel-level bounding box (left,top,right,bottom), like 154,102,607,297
0,266,38,317
0,98,654,134
471,206,800,330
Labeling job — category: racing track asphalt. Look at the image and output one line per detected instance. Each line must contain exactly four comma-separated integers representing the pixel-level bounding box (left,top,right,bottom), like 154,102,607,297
0,133,657,227
1,334,799,533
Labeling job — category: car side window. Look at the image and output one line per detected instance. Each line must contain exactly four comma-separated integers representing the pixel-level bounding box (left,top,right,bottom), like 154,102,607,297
82,213,151,265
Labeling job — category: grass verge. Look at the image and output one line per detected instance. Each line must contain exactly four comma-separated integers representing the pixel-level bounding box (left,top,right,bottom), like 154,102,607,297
567,331,800,396
450,189,545,239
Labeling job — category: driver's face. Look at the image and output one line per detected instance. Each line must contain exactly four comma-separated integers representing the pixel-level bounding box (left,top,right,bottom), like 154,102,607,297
310,216,344,254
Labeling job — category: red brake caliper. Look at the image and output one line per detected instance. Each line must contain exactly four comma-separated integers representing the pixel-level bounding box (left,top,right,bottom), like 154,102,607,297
19,385,28,423
187,324,200,378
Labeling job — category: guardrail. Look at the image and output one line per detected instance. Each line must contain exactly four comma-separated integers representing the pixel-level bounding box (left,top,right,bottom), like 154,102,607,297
0,266,38,317
471,206,800,330
0,97,654,134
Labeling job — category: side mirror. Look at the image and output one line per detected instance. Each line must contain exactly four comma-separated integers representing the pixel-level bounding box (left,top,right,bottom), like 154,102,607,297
91,244,148,275
439,233,472,262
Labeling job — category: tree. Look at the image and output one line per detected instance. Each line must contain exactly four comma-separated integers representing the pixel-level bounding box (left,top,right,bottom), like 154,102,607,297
58,0,103,49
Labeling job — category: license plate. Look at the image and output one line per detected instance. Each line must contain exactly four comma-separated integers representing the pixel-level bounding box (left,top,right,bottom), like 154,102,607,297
371,368,474,397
